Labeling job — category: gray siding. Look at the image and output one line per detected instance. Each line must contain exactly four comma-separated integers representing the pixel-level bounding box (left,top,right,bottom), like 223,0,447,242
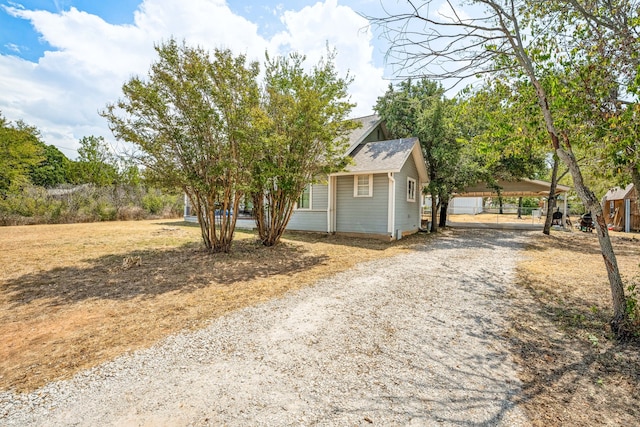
361,124,387,144
394,155,420,234
336,174,388,234
311,181,329,210
287,181,328,232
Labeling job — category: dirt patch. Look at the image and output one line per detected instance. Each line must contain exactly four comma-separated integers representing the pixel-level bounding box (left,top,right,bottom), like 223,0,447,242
510,229,640,426
0,220,421,393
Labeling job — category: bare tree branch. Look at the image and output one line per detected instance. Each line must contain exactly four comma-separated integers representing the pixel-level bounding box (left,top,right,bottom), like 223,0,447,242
366,0,632,338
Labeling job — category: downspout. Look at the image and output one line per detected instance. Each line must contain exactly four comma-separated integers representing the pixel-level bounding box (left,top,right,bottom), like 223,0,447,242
327,175,332,233
418,182,423,227
388,172,396,238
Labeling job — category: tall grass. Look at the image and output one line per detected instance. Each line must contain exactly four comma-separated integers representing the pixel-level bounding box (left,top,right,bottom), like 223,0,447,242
0,184,183,226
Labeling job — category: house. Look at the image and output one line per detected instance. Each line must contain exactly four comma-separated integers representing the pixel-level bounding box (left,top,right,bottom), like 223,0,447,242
603,184,639,232
286,114,428,240
185,114,429,240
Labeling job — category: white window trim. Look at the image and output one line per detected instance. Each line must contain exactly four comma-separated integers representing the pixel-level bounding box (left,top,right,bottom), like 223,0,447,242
295,184,313,210
353,174,373,198
407,177,416,202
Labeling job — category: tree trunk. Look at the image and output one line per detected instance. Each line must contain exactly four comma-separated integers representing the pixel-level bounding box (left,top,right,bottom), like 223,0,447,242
252,187,297,247
556,146,629,336
430,192,438,233
520,55,630,338
543,156,560,235
439,196,449,228
630,164,640,212
517,197,523,219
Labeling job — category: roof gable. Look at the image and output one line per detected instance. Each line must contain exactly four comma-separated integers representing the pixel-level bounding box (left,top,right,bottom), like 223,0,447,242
344,114,388,155
604,183,634,201
336,137,428,183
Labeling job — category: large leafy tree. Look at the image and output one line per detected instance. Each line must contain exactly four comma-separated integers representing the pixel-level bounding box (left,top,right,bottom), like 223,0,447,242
70,136,119,186
543,1,640,203
252,52,356,246
102,39,261,253
456,80,548,217
29,143,71,188
375,78,475,232
0,114,44,196
369,0,633,338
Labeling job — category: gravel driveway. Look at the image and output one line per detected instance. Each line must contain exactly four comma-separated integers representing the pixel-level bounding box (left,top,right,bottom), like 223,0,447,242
2,229,530,426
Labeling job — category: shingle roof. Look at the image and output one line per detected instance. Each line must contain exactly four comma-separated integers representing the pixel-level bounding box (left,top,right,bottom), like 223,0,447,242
344,114,382,154
604,183,635,201
345,137,419,174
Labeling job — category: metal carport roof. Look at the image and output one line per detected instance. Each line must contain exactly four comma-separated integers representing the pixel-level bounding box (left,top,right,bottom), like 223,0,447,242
454,179,571,198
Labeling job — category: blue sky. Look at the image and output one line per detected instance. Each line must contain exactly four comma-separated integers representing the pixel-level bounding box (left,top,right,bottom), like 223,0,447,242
0,1,142,60
0,0,448,157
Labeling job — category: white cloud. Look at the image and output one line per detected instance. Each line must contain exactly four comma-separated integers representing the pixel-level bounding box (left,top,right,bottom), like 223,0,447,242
0,0,386,157
273,0,386,116
5,43,21,53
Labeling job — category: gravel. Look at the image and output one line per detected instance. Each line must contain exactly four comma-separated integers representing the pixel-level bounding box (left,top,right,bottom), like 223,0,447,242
1,229,531,426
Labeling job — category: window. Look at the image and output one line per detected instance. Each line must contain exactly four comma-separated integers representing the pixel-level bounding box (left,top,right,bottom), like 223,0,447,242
407,177,416,202
297,184,311,209
354,174,373,197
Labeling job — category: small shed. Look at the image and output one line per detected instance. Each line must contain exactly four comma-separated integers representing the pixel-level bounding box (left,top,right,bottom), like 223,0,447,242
602,184,640,232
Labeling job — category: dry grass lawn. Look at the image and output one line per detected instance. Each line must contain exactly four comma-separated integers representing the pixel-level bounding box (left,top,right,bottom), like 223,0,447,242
0,220,421,393
512,229,640,426
2,218,639,425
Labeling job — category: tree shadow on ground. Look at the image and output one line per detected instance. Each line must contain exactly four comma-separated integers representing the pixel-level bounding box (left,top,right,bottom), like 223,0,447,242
315,265,529,426
411,228,533,252
522,232,611,256
160,220,425,252
281,230,431,251
506,280,640,425
4,239,327,307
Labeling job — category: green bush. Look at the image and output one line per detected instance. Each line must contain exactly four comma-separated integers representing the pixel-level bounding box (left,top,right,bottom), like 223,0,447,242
142,189,182,216
142,191,165,215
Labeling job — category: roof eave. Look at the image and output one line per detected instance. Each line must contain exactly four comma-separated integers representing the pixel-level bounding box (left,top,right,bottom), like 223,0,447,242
330,168,400,177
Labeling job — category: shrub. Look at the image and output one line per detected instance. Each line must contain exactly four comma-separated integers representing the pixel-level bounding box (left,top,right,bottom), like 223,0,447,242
117,206,146,221
0,184,182,225
142,191,165,215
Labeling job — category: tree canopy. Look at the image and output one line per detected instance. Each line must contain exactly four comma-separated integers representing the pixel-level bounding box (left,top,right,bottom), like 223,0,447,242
375,78,477,231
103,39,355,251
369,0,638,337
70,136,119,186
103,39,262,253
29,143,71,188
252,51,356,246
0,114,44,196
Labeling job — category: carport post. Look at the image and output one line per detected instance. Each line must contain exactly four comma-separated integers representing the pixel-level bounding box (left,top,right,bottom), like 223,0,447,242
563,196,568,228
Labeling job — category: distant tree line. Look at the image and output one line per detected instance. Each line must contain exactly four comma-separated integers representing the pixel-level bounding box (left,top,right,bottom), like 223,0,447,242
0,114,182,225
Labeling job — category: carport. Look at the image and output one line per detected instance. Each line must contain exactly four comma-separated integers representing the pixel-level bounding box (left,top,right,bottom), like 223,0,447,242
447,179,571,229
